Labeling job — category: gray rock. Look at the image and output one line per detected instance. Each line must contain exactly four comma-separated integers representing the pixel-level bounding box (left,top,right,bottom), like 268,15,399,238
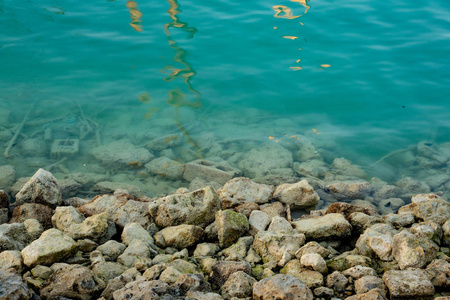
155,224,204,249
383,212,415,228
0,223,32,251
210,261,252,287
91,139,153,169
97,240,127,261
112,278,163,299
0,250,23,272
267,216,295,234
325,181,372,200
411,193,450,225
0,165,16,193
253,274,313,300
273,180,319,209
218,177,274,209
382,269,434,300
14,168,62,208
330,158,367,179
92,181,143,196
220,236,253,261
444,219,450,246
10,203,54,230
238,144,293,178
293,213,352,240
294,159,328,178
100,273,134,300
395,177,430,200
249,210,272,234
31,265,53,280
294,241,331,259
0,208,7,225
342,265,377,279
425,259,450,288
221,271,256,299
326,271,348,292
253,230,305,263
300,253,328,274
23,219,44,240
184,159,239,185
0,268,33,300
21,228,77,267
194,243,220,257
117,239,151,268
355,223,398,261
234,201,260,218
186,291,224,300
215,210,249,248
41,264,104,300
149,187,220,228
392,229,438,270
58,178,83,198
280,260,324,289
92,261,127,285
354,275,383,294
145,157,185,180
121,222,155,246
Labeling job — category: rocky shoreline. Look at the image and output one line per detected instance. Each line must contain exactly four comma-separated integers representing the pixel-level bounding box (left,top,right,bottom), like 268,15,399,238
1,168,450,300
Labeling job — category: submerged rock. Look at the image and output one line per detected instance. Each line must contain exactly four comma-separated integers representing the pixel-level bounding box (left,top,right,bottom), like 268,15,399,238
325,181,372,200
184,159,239,185
218,177,274,209
145,157,185,180
0,165,16,193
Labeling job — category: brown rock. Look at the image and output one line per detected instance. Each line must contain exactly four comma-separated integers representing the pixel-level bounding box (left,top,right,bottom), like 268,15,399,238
253,274,313,300
382,269,434,300
10,203,54,229
326,202,379,220
210,261,251,287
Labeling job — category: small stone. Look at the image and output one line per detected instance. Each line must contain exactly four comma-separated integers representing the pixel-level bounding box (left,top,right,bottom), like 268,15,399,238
300,253,328,274
221,271,256,299
97,240,127,261
253,230,305,263
326,271,348,292
295,241,331,259
154,224,204,249
117,239,151,268
210,261,252,287
273,180,320,209
30,265,53,280
267,216,295,234
252,274,313,300
121,222,154,246
215,210,249,248
0,250,23,272
194,243,220,257
0,223,32,252
234,202,260,218
342,265,377,279
249,210,272,234
218,177,274,209
354,275,383,294
293,213,352,240
383,269,434,300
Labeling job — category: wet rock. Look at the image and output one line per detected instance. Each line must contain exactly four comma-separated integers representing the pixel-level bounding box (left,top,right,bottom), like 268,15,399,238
184,159,239,185
354,275,383,294
210,260,252,287
238,144,293,178
155,224,204,249
355,223,398,261
97,240,127,261
425,259,450,288
145,157,185,180
0,223,32,251
14,168,62,208
0,250,23,272
253,274,313,300
411,193,450,225
273,180,320,209
149,186,220,228
330,158,367,180
395,177,430,200
325,181,372,200
373,184,398,201
0,165,16,193
249,210,272,234
221,271,256,299
293,213,352,240
93,181,143,196
253,230,305,263
382,269,434,300
0,268,33,300
21,228,77,267
41,264,104,300
91,139,154,169
218,177,274,209
392,229,438,270
10,203,54,230
215,210,249,248
67,172,109,189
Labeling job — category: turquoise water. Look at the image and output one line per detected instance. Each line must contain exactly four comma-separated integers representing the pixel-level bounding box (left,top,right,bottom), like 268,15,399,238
1,0,450,196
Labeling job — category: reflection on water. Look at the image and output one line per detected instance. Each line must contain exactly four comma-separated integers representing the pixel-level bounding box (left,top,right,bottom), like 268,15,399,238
273,5,301,19
126,1,143,32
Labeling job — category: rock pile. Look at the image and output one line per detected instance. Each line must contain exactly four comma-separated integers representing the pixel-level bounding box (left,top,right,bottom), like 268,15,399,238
1,169,450,300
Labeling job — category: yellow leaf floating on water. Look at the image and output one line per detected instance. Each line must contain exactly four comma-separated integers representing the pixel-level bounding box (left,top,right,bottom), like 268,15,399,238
296,59,301,63
268,136,275,140
312,128,321,134
321,64,331,68
138,92,152,103
283,36,299,40
144,107,159,119
290,66,303,70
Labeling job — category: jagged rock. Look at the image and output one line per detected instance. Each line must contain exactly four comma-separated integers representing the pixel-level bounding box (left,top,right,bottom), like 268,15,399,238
410,193,450,225
313,287,334,299
234,202,260,217
238,144,294,178
217,177,274,209
383,269,434,300
325,181,372,200
219,236,253,261
155,224,204,249
383,212,415,228
100,273,135,300
273,180,319,209
0,268,33,299
21,228,77,267
354,275,383,294
293,213,352,240
355,223,398,261
425,259,450,288
193,243,220,257
300,253,328,274
253,274,313,300
31,265,52,280
280,260,324,288
215,210,249,248
91,140,153,169
326,202,379,220
41,264,104,300
97,240,127,261
23,219,44,240
327,253,372,272
0,250,23,272
14,168,62,208
253,230,305,263
149,187,220,228
65,212,116,244
444,219,450,246
10,203,54,230
184,159,239,185
249,210,272,235
261,201,287,218
121,222,155,246
267,216,295,234
345,289,387,300
52,206,85,231
117,239,151,268
326,271,348,292
0,208,7,225
92,261,127,285
410,221,443,245
392,229,438,270
145,157,185,180
295,241,331,259
221,271,256,299
0,165,16,193
174,273,211,293
93,181,143,197
186,291,224,300
210,261,252,287
342,265,377,279
0,223,32,251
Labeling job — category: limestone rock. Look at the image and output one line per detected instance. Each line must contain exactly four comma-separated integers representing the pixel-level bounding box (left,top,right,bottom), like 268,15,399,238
91,140,153,169
444,219,450,246
97,240,127,261
221,271,256,299
354,275,383,294
345,289,387,300
326,271,348,292
249,210,272,234
253,230,305,263
273,180,319,209
281,260,324,288
100,273,134,300
10,203,54,230
210,260,252,287
117,239,151,268
145,157,185,180
325,181,372,200
121,222,155,246
186,291,224,300
21,228,77,267
155,224,204,249
295,241,331,259
331,157,367,179
193,243,220,257
0,223,32,251
66,212,116,244
382,269,434,300
0,268,33,299
267,216,295,234
41,264,104,300
411,193,450,225
93,181,143,197
355,223,398,261
234,201,260,217
23,219,44,240
218,177,274,209
293,213,352,240
149,186,220,228
215,210,249,248
14,168,62,208
253,274,313,300
174,273,210,293
0,250,23,273
92,261,127,285
342,265,377,279
326,202,379,220
52,206,85,232
220,236,253,261
300,253,328,274
425,259,450,288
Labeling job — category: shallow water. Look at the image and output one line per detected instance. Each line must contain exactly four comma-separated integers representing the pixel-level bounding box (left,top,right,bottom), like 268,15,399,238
1,0,450,197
